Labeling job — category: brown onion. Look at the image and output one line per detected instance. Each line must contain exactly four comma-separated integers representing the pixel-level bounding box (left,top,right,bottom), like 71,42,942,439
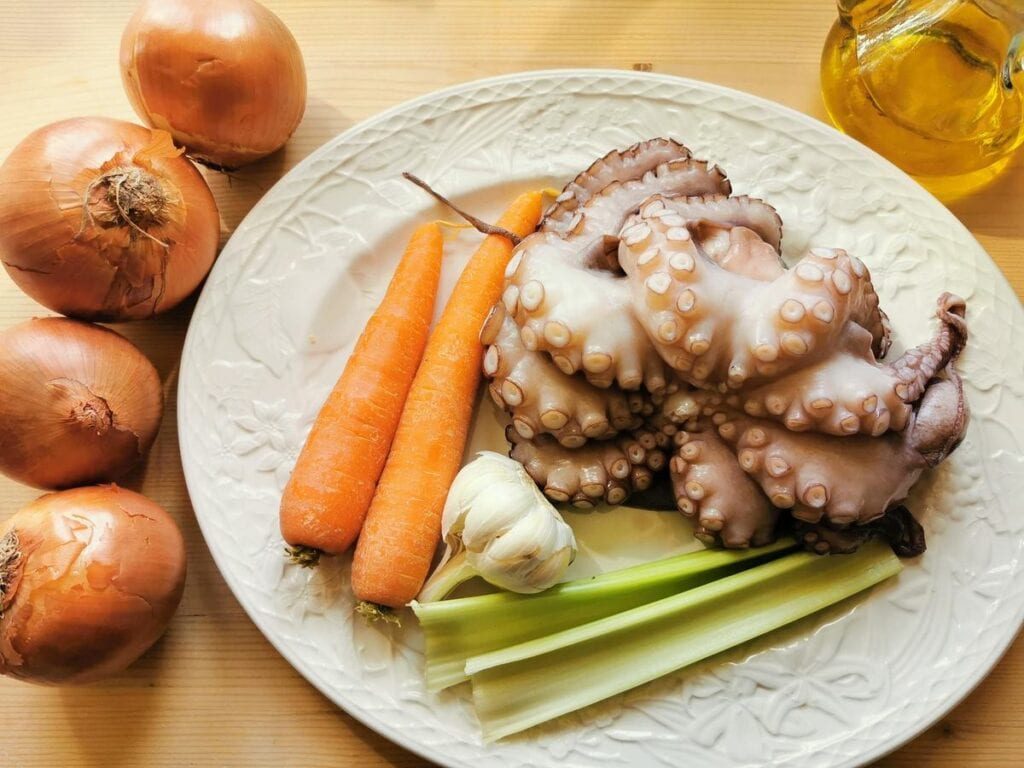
0,486,187,684
0,317,163,489
120,0,307,169
0,117,220,321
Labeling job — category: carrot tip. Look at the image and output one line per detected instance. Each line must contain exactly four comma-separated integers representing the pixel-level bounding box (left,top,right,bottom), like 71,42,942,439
285,545,322,568
355,601,402,626
541,187,562,199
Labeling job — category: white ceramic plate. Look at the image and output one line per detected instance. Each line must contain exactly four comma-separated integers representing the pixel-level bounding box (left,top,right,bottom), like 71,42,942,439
178,70,1024,767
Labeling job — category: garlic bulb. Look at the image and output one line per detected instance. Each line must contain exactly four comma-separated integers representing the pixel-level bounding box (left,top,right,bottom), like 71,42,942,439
417,452,577,602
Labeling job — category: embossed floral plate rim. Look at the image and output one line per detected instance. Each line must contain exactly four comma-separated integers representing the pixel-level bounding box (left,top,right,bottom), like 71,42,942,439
178,70,1024,768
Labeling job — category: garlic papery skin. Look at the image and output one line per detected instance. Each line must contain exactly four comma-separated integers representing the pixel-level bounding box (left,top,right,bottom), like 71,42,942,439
417,452,576,602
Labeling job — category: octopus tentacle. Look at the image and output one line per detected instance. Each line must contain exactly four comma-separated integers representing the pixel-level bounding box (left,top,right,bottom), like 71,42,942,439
889,293,967,406
794,520,871,555
507,425,664,509
481,304,642,446
907,362,970,466
738,327,913,435
674,198,889,359
508,158,729,391
636,196,785,284
650,386,728,429
621,203,958,434
539,157,732,271
661,194,785,255
738,294,966,436
505,257,669,391
490,142,971,559
718,412,926,525
669,425,779,548
620,202,888,387
794,505,926,556
542,138,698,234
714,360,968,527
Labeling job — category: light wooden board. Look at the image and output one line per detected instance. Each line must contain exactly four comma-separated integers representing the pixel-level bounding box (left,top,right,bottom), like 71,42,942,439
0,2,1021,766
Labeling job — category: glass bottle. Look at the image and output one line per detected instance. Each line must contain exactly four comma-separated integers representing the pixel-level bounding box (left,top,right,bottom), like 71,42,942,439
821,0,1024,200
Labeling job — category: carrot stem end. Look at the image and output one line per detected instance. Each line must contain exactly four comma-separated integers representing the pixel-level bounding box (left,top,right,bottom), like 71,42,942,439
285,545,322,568
355,601,403,626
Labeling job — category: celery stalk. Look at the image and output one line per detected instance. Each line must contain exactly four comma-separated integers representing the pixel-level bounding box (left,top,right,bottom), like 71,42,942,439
411,538,795,690
468,541,901,741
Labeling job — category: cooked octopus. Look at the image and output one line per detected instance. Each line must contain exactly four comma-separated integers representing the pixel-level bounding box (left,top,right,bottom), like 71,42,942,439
620,196,892,363
714,363,967,529
541,138,706,235
507,425,667,510
668,424,779,548
481,305,646,446
503,145,731,393
482,139,970,555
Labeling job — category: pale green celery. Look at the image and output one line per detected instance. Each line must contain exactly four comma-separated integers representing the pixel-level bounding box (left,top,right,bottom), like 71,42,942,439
410,537,796,690
417,550,477,604
468,541,901,742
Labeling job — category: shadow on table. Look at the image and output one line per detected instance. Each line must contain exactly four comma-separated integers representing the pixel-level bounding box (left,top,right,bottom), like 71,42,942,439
57,634,176,768
946,152,1024,237
200,94,354,244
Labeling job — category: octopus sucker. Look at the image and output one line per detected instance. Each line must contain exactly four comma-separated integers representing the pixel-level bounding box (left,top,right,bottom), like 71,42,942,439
501,283,520,315
631,465,655,492
484,140,972,555
668,426,779,548
485,308,640,446
659,194,785,255
889,293,967,404
716,360,968,529
508,147,731,389
737,293,965,436
507,425,661,508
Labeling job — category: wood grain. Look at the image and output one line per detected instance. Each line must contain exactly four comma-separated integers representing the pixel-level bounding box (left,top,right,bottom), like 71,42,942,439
0,2,1020,766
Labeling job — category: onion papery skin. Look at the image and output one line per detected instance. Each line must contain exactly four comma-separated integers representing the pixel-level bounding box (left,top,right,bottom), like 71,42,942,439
120,0,307,169
0,317,163,489
0,486,187,685
0,117,220,321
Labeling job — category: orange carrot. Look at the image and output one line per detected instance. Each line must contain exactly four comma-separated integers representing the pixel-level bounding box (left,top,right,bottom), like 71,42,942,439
351,191,544,609
279,222,445,565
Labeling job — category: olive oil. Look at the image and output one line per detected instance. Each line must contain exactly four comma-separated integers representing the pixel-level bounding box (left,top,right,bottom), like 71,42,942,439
821,1,1024,200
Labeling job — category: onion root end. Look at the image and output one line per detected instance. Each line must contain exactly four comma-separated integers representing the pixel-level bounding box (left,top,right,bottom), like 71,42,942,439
80,165,171,248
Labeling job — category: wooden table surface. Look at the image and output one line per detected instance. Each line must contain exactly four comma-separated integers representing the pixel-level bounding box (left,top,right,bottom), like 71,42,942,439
1,2,1021,766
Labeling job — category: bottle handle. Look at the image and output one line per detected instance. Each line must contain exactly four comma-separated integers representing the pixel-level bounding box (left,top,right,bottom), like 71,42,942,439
1004,31,1023,90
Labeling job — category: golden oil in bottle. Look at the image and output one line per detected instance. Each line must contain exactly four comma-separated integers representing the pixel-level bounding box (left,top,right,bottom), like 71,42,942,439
821,1,1024,200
